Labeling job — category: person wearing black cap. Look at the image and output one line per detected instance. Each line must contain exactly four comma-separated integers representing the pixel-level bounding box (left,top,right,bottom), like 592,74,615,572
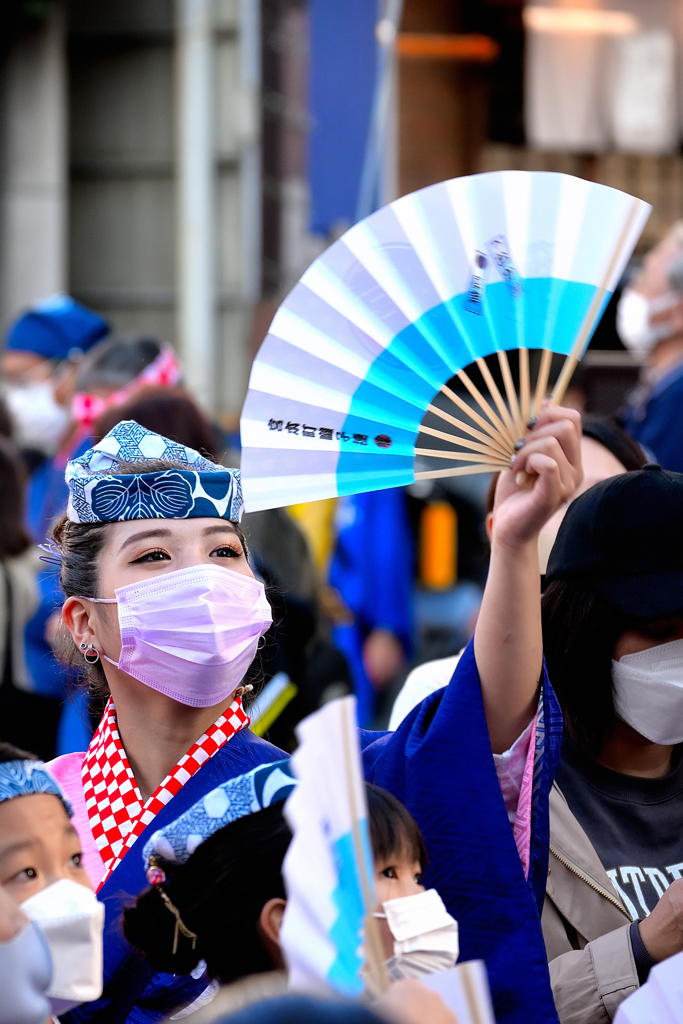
542,465,683,1023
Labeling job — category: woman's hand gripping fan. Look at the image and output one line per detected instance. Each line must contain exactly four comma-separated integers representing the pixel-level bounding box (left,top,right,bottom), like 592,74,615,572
474,406,583,754
493,406,584,552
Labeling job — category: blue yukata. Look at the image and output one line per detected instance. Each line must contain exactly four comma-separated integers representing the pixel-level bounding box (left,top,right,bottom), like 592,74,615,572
62,642,561,1024
329,489,414,726
60,729,287,1024
622,361,683,472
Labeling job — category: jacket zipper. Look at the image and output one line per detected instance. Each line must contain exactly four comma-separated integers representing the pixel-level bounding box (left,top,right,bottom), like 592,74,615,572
549,844,632,919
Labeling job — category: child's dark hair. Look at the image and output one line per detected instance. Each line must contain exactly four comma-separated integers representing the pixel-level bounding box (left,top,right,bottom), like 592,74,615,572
366,783,427,870
0,742,38,763
123,803,292,979
123,784,427,983
542,577,639,756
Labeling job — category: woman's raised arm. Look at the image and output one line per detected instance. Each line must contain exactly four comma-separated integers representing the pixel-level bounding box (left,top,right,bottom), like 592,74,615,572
474,406,583,753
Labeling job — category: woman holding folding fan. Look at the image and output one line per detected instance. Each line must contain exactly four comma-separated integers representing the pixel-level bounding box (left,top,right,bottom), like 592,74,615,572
36,400,581,1024
46,421,282,1021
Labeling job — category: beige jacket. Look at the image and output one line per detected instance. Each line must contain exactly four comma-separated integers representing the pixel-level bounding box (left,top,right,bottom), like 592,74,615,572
543,783,638,1024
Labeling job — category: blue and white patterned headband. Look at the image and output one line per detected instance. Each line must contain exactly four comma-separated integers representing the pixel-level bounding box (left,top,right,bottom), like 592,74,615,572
143,759,296,873
0,760,73,816
65,419,243,524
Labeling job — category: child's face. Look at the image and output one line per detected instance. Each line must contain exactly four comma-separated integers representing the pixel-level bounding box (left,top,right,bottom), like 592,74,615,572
374,854,424,907
374,854,425,959
0,794,91,904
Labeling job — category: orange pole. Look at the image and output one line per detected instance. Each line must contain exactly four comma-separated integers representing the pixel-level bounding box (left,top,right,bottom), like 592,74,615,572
420,503,458,590
397,33,500,63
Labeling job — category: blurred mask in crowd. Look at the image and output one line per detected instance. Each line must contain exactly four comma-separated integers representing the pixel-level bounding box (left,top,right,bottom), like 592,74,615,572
3,378,70,455
1,295,108,455
617,227,683,357
617,287,683,355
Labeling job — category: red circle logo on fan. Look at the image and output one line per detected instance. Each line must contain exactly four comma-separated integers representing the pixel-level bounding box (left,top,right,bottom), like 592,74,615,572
374,434,392,448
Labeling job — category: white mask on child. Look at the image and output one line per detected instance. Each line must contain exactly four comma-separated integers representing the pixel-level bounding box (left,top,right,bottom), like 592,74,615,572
612,637,683,745
375,888,459,981
0,921,52,1024
20,879,105,1015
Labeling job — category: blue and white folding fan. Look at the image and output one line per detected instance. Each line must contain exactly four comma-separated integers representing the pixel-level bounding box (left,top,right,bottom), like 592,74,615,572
240,171,650,511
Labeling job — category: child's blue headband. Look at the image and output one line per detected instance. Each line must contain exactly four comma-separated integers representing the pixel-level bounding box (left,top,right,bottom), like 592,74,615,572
0,760,72,817
65,419,243,524
143,759,295,872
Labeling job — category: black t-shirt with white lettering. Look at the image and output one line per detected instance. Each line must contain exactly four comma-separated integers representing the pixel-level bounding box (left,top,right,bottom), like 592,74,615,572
555,737,683,920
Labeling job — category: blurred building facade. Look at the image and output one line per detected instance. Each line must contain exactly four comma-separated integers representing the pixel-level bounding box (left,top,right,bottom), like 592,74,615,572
0,0,264,420
5,0,683,421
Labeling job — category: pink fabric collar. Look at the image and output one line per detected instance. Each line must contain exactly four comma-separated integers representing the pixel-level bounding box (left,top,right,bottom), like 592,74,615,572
46,752,103,889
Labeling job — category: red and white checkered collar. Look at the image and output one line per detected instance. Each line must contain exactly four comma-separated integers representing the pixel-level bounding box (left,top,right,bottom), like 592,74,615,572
82,695,249,890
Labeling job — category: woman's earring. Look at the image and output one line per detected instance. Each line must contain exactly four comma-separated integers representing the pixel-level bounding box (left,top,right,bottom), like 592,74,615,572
83,643,100,665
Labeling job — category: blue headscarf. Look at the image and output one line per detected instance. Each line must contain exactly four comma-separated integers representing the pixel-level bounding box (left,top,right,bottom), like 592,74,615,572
143,759,295,871
65,419,243,524
0,759,72,816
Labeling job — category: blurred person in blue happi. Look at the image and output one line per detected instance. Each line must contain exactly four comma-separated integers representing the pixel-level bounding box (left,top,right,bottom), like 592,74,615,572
328,489,413,728
619,222,683,471
1,296,108,479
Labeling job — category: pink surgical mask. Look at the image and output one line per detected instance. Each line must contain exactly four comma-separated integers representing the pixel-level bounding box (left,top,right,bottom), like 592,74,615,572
86,565,272,707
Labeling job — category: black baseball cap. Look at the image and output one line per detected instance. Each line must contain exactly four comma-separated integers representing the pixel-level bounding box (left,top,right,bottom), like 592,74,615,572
546,465,683,618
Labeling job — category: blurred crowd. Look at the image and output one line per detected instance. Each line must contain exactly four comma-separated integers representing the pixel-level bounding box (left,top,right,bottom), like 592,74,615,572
2,221,683,1024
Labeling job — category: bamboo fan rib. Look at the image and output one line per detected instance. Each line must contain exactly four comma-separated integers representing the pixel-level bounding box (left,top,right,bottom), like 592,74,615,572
239,172,651,512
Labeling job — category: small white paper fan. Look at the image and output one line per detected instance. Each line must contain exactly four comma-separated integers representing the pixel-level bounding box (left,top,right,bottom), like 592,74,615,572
240,171,650,511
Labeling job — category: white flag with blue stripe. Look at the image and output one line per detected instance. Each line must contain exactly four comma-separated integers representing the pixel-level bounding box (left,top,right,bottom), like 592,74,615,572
280,696,381,998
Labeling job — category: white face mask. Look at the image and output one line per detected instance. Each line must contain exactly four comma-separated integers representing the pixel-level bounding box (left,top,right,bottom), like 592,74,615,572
616,287,683,355
20,878,104,1015
375,888,459,981
3,379,70,454
0,921,52,1024
612,637,683,745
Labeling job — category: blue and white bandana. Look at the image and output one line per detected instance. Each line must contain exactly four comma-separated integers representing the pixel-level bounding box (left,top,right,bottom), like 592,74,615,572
65,419,243,523
143,759,296,869
0,760,73,816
